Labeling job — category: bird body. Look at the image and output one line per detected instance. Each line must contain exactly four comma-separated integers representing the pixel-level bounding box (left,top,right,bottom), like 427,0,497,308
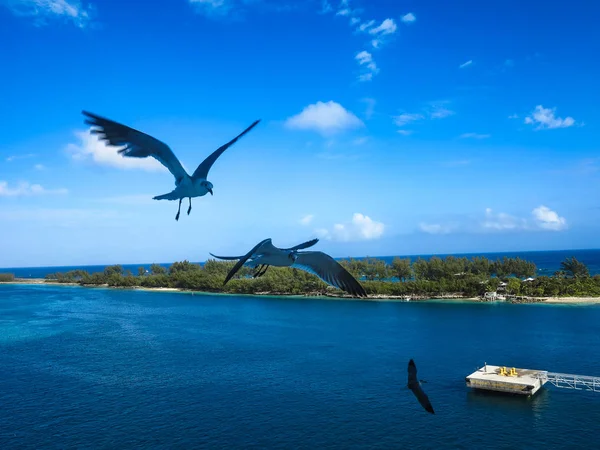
210,238,368,298
407,359,435,414
82,110,260,220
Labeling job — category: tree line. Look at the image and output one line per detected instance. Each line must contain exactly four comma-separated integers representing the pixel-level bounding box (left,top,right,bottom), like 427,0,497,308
33,255,600,299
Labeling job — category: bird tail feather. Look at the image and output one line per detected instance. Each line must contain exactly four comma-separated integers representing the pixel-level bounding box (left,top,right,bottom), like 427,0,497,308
153,190,179,201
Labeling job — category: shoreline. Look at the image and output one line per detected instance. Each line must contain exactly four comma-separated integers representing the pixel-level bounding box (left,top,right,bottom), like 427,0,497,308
3,278,600,305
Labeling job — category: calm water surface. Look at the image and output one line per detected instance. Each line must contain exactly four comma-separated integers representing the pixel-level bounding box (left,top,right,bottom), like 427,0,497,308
1,284,599,449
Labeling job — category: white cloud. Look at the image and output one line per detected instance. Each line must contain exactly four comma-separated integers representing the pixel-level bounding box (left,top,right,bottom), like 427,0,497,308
3,0,92,28
319,0,332,14
0,181,68,197
0,207,120,227
316,213,385,242
34,164,46,170
6,153,35,162
188,0,231,15
419,223,456,235
357,19,375,32
524,105,577,130
397,130,413,136
355,50,379,81
532,205,567,231
361,97,376,119
300,214,314,225
419,206,567,235
429,105,455,119
460,133,490,139
482,208,525,231
393,113,424,126
336,8,350,16
349,16,359,25
401,12,415,23
459,60,473,69
368,18,397,35
66,129,167,172
508,114,519,119
284,101,364,136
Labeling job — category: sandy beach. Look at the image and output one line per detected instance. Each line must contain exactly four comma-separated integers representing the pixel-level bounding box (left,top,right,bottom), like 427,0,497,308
3,278,600,304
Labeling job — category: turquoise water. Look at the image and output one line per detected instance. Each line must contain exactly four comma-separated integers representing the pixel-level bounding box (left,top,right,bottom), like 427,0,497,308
3,248,600,278
1,284,599,448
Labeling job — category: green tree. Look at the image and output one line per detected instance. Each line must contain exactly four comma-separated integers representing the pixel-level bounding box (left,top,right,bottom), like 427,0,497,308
506,277,522,295
150,264,167,275
391,257,412,281
560,257,590,278
104,265,123,277
138,267,147,276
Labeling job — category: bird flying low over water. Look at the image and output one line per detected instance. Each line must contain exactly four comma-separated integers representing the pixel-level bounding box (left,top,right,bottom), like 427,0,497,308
407,359,435,414
209,238,368,298
82,111,261,221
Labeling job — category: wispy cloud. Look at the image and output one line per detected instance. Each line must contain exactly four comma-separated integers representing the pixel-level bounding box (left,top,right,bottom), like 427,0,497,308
459,60,473,69
2,0,93,28
393,101,455,132
368,18,397,36
315,212,385,242
400,12,415,23
419,206,568,235
284,101,364,136
361,97,376,119
0,181,68,197
6,153,36,162
355,50,379,81
0,207,120,227
508,114,519,119
524,105,578,130
66,129,166,172
34,164,46,170
459,133,490,139
393,113,424,126
397,130,413,136
300,214,314,225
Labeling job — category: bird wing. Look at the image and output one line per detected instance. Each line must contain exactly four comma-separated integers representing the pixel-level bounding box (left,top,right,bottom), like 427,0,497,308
281,238,319,252
209,253,246,260
219,238,271,285
192,119,261,180
83,111,188,183
408,359,435,414
291,251,367,298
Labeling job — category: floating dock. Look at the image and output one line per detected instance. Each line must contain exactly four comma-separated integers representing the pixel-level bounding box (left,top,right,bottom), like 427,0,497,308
465,364,547,396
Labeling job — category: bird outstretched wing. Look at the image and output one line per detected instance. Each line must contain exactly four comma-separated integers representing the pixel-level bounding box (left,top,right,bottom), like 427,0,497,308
82,111,188,184
192,119,261,181
407,359,435,414
292,251,367,298
212,238,271,285
281,238,319,252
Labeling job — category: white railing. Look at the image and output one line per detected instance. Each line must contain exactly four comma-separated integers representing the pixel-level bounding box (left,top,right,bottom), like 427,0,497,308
536,371,600,392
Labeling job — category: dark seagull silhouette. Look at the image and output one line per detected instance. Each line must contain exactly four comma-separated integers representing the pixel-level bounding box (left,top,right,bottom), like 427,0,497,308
82,110,260,221
210,238,368,298
407,359,435,414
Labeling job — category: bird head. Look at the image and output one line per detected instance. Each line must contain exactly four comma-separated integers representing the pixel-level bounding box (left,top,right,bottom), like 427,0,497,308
201,181,214,195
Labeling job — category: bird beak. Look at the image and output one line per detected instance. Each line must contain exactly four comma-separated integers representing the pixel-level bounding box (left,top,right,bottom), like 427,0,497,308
208,188,213,195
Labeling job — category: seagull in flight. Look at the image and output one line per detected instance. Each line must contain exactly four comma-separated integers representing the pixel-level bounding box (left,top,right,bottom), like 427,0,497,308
407,359,435,414
82,111,261,221
210,238,368,298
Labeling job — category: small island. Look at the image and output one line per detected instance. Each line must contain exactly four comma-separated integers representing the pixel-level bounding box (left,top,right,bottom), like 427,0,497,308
2,255,599,304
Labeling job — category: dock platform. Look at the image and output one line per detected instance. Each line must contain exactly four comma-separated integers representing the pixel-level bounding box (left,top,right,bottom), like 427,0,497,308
465,364,547,396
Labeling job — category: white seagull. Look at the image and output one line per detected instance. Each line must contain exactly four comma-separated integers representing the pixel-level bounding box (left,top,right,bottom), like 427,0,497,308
82,111,261,221
407,359,435,414
210,238,368,298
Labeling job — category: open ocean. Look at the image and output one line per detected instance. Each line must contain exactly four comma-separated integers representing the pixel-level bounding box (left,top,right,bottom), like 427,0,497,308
2,248,600,278
0,283,599,448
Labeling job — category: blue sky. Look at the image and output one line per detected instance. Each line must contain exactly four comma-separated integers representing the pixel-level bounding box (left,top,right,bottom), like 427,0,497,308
1,0,599,267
